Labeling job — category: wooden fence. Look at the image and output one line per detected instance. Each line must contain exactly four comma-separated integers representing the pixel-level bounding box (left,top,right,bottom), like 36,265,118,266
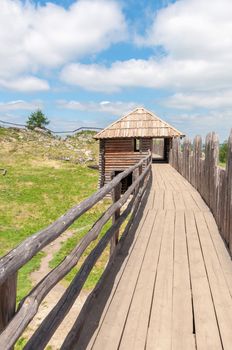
169,130,232,254
0,152,152,350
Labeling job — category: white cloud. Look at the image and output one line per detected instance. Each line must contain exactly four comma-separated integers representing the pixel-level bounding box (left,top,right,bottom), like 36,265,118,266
60,57,232,92
57,100,138,115
171,110,232,141
163,90,232,110
143,0,232,61
0,100,43,112
0,0,126,91
60,0,232,96
0,76,49,92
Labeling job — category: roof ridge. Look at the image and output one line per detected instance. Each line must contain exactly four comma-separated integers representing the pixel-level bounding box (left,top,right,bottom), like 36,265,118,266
94,107,184,139
94,107,141,138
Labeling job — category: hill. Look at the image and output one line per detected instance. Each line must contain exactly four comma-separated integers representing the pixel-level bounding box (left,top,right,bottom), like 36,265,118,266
0,127,99,166
0,127,111,311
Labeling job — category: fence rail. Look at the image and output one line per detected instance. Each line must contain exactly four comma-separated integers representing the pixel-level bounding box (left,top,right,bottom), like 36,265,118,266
169,130,232,254
0,152,152,350
0,119,102,134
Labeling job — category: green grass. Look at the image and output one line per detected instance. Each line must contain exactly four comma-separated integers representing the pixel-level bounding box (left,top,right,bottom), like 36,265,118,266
0,128,116,349
219,162,226,168
49,212,111,290
0,128,108,304
0,159,101,300
15,337,27,350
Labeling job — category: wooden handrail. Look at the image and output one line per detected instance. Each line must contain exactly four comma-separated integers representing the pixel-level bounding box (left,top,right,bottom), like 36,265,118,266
0,153,150,285
0,151,152,349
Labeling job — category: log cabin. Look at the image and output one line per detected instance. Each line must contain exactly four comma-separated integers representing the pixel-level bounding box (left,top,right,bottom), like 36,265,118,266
94,107,185,193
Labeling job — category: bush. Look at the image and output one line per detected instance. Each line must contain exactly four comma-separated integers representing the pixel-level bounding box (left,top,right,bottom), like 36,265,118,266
219,141,228,164
26,110,50,130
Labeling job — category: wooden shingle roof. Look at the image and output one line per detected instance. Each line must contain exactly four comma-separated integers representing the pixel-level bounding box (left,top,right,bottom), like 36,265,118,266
94,107,185,139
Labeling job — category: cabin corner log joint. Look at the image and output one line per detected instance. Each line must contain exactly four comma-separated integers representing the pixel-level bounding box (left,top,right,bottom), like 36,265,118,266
95,107,185,193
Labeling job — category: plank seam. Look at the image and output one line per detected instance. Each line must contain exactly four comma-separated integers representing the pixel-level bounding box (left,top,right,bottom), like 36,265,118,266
144,210,168,350
193,212,224,349
184,211,197,349
203,212,232,299
89,208,151,349
116,210,160,349
91,209,157,349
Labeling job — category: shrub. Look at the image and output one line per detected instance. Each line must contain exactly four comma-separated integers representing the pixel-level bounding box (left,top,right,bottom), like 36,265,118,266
26,110,50,130
219,141,228,164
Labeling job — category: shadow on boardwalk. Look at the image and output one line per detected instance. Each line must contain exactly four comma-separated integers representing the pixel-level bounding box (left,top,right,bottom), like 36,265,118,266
61,177,152,349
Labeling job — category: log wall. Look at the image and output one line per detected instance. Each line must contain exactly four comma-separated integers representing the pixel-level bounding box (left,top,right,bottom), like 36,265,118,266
98,140,105,188
101,138,152,186
169,130,232,254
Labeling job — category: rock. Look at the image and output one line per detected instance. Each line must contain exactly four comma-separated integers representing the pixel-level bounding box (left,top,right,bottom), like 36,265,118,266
34,127,51,135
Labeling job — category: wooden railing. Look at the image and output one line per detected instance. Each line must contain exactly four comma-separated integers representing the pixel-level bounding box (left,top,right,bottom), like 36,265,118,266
169,130,232,254
0,152,152,350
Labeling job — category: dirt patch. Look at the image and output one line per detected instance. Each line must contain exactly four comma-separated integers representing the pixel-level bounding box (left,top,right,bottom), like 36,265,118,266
30,159,64,169
24,230,89,349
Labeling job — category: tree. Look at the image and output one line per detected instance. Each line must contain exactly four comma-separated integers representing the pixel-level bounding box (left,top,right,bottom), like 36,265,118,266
26,109,50,130
219,141,228,164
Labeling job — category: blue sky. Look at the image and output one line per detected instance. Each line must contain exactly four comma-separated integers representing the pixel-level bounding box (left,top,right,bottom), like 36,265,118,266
0,0,232,140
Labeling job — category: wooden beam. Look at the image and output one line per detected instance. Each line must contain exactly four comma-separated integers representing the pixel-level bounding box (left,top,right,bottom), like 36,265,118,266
0,274,17,334
0,154,150,286
110,182,121,256
0,155,152,349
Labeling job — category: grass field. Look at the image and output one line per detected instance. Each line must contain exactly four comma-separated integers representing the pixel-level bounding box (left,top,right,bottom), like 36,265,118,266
0,128,111,305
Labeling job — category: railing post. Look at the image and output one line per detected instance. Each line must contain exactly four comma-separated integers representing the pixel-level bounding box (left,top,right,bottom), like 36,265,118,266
110,182,121,256
0,273,17,334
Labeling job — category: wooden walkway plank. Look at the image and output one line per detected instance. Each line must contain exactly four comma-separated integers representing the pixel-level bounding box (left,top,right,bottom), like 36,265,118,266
167,166,190,191
166,167,184,192
76,205,151,350
119,210,166,350
164,190,175,210
172,190,186,210
74,164,232,350
172,210,196,350
203,211,232,297
185,210,222,350
157,167,167,190
146,210,175,350
91,210,158,350
162,166,176,191
153,189,165,210
195,211,232,350
146,187,155,210
190,190,210,212
182,190,200,211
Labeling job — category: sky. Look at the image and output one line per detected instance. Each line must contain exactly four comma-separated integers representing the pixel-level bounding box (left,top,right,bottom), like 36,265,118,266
0,0,232,141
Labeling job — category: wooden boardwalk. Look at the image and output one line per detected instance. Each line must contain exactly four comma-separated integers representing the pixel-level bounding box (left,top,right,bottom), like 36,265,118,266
71,164,232,350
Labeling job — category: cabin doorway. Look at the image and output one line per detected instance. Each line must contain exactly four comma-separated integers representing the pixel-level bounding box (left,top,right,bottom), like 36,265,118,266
114,171,133,194
152,138,171,162
152,138,165,161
